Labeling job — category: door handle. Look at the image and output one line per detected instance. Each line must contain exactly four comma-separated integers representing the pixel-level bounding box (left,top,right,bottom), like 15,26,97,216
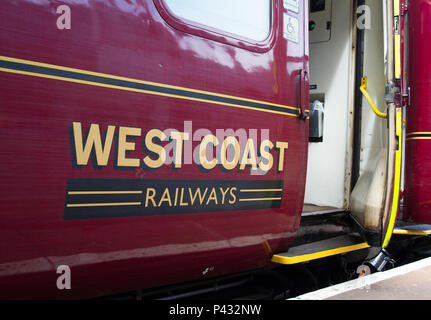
299,69,308,119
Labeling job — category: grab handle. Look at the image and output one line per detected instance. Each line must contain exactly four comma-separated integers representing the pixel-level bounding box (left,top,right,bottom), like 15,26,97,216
360,77,388,119
299,69,308,119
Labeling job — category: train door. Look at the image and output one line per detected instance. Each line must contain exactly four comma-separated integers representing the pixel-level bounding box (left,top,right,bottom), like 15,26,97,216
273,0,404,266
396,0,431,237
404,0,431,225
349,0,403,248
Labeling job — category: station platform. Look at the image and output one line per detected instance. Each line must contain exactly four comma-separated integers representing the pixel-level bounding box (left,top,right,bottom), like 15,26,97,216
291,257,431,300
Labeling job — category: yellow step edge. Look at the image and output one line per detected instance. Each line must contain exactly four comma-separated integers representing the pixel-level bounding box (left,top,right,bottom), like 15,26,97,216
271,242,370,265
393,229,431,236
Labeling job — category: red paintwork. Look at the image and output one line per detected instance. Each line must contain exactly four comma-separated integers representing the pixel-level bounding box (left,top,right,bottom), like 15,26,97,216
405,0,431,224
0,0,309,298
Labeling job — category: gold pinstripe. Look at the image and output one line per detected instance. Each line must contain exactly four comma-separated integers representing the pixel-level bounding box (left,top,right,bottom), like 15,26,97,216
66,202,142,208
0,55,308,117
406,132,431,141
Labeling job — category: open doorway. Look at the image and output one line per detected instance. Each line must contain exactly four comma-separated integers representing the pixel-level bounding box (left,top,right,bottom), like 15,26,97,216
304,0,388,218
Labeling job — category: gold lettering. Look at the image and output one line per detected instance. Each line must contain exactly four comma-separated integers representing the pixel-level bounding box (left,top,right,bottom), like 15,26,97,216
143,129,167,169
170,132,190,169
258,140,274,172
174,188,179,206
145,188,157,207
117,126,141,167
229,187,237,204
239,139,258,171
158,188,172,207
206,188,218,205
189,187,208,205
276,141,289,172
199,135,219,170
220,137,240,171
179,188,189,206
72,122,115,166
219,187,230,204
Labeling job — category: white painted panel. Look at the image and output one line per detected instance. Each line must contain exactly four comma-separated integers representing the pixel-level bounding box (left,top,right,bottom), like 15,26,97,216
359,0,387,177
309,0,332,43
304,0,353,208
350,0,388,225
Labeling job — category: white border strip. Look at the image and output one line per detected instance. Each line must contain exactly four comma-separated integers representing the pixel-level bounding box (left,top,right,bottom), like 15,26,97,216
290,257,431,300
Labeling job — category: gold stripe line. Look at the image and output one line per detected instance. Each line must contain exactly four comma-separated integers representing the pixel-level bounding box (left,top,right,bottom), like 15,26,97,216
66,202,142,208
239,197,282,202
68,191,143,195
0,67,298,117
0,55,302,114
407,137,431,141
407,132,431,136
240,189,283,192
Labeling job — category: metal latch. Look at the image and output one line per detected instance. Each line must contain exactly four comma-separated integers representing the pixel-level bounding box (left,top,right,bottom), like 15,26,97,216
402,87,411,107
394,16,400,35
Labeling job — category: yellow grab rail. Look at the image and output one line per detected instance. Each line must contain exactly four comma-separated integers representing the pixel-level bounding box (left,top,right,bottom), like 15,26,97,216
360,77,388,119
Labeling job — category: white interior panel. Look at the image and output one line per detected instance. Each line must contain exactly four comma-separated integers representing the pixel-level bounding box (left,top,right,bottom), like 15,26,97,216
309,0,332,43
359,0,387,177
304,0,353,208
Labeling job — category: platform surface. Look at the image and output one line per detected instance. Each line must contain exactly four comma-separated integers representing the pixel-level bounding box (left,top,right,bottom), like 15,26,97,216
292,257,431,300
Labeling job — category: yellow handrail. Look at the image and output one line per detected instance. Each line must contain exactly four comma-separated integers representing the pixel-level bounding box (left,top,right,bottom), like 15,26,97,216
360,77,388,119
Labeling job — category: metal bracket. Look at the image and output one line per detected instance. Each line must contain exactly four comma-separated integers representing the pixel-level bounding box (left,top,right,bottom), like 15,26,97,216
365,249,396,272
394,15,400,35
402,87,411,107
361,77,367,90
385,83,396,104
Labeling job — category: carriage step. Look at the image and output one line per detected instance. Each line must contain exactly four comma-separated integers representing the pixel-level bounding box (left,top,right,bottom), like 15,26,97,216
271,235,370,265
393,221,431,236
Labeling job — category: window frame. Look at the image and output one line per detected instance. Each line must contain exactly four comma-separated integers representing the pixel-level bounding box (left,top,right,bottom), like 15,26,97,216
153,0,277,53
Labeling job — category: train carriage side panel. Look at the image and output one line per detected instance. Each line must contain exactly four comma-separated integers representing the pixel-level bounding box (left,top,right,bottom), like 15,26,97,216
0,0,308,298
405,0,431,224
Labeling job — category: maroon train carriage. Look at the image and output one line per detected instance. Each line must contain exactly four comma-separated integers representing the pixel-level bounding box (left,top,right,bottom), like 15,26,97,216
0,0,429,299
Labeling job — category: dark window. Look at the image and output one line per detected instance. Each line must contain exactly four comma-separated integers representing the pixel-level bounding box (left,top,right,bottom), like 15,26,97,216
310,0,325,13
